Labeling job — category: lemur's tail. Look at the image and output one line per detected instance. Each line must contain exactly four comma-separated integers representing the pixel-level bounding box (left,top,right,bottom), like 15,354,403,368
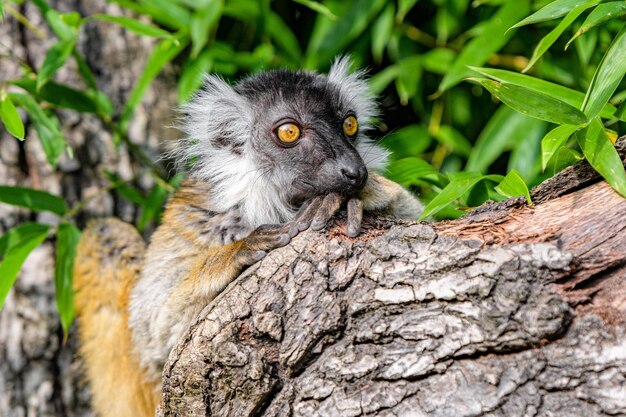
73,218,159,417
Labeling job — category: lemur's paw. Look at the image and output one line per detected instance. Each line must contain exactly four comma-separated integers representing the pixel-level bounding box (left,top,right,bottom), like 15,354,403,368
310,193,342,231
291,193,364,237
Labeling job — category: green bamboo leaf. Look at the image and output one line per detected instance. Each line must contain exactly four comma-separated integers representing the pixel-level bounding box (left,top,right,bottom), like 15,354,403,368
397,0,419,21
55,222,80,336
36,37,76,91
223,0,260,21
294,0,337,20
0,94,25,140
380,124,432,159
0,233,8,258
472,78,588,125
190,0,223,58
104,172,146,205
469,66,617,119
0,186,67,215
137,185,168,231
372,3,395,63
511,0,589,29
178,50,214,103
419,172,484,220
541,124,580,170
44,9,77,40
433,125,472,157
582,25,626,120
422,48,456,74
91,14,174,39
267,12,302,62
495,169,531,203
547,147,583,174
385,157,440,187
440,2,527,90
120,35,189,131
12,77,99,114
1,0,5,22
438,0,529,93
10,93,66,166
576,118,626,197
566,2,626,48
368,65,400,94
306,0,386,67
523,0,598,72
467,106,545,172
509,123,546,181
0,223,50,309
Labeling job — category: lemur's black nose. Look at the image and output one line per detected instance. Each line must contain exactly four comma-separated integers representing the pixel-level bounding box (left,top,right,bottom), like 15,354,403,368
341,165,368,190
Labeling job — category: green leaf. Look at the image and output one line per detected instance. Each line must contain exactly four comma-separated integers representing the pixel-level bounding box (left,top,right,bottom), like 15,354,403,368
495,169,531,203
380,124,432,159
523,0,598,72
438,0,529,92
190,0,223,58
0,186,67,215
368,65,400,94
566,2,626,48
467,106,545,172
422,48,456,74
469,66,617,119
104,172,146,205
305,0,387,68
12,77,100,114
419,172,484,220
0,223,49,309
267,12,302,62
120,35,189,131
1,0,5,22
372,3,395,63
433,125,472,157
582,24,626,120
385,157,440,187
547,146,583,174
55,222,80,336
45,9,77,40
472,78,588,125
10,93,66,166
294,0,337,20
0,94,25,140
91,14,174,38
137,185,168,231
397,0,419,21
36,37,76,91
511,0,588,29
576,118,626,197
178,50,214,103
541,124,580,170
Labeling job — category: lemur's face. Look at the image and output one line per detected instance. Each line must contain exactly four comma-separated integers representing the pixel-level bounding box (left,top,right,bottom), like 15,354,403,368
236,70,370,202
178,58,388,219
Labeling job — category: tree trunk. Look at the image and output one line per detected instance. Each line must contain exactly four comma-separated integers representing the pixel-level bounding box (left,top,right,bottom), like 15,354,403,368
159,139,626,417
0,1,177,415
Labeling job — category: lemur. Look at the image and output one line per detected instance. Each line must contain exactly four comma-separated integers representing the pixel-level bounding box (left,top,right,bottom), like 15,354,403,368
73,57,424,417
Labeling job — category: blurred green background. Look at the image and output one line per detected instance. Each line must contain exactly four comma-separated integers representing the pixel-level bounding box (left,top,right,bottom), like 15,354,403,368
0,0,625,330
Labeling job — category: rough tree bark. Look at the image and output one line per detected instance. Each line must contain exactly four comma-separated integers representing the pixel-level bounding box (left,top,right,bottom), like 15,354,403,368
0,1,178,415
159,139,626,417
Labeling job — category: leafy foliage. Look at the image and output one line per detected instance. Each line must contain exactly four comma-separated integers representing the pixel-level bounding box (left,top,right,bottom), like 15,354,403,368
0,0,625,329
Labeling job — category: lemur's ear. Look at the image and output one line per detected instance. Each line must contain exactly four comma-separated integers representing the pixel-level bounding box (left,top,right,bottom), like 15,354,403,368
328,56,388,172
326,56,378,130
181,75,251,152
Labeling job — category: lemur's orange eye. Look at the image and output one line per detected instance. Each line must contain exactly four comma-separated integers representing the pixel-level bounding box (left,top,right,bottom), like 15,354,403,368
343,115,358,137
276,123,301,144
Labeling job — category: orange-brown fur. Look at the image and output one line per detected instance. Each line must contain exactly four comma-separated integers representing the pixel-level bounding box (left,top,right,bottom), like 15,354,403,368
73,219,159,417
